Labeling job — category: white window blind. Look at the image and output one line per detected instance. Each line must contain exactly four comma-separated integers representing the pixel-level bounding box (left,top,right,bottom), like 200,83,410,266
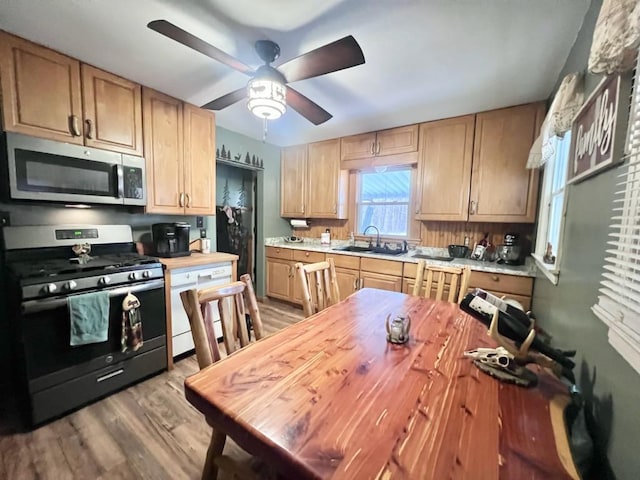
592,53,640,375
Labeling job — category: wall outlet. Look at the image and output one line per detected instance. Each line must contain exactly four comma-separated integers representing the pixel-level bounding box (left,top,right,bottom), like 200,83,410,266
200,229,207,238
0,211,10,226
196,216,204,228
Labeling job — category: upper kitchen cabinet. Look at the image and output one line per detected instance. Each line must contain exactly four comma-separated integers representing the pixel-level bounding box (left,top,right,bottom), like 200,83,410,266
0,31,144,154
81,65,143,155
415,115,475,221
469,103,543,223
306,139,348,218
0,30,83,144
341,125,419,167
183,103,216,215
143,88,215,215
280,139,348,219
280,144,307,217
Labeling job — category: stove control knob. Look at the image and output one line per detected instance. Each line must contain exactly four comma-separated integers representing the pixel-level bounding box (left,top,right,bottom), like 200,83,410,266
42,283,57,294
128,272,139,280
98,276,111,286
142,270,151,279
65,280,77,291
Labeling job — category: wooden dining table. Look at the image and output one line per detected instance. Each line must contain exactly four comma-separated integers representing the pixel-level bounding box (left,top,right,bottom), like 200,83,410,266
184,288,579,479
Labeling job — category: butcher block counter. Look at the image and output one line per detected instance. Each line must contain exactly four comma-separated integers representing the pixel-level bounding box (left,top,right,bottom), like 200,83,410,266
159,252,239,272
160,252,238,368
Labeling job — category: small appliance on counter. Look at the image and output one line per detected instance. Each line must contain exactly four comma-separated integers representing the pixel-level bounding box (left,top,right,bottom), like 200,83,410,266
496,233,524,265
152,222,191,258
448,244,469,258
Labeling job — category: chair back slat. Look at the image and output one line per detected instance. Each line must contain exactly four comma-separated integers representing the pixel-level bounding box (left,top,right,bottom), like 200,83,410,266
241,273,264,340
296,258,340,317
412,260,471,303
180,274,265,368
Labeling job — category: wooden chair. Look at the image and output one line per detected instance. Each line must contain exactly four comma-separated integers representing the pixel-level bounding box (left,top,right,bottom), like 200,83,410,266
295,258,340,317
180,273,265,480
413,260,471,303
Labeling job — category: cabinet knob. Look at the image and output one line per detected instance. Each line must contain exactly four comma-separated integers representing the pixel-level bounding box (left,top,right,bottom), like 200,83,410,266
305,252,310,257
491,275,499,282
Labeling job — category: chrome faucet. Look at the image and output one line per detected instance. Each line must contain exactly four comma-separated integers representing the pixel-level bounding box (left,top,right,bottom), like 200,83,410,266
363,225,381,248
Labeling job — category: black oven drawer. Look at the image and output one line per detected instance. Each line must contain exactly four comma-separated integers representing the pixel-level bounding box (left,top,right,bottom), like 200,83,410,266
29,345,167,426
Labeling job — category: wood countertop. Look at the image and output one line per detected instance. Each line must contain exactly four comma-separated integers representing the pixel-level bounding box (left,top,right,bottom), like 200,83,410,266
185,288,578,479
159,252,238,271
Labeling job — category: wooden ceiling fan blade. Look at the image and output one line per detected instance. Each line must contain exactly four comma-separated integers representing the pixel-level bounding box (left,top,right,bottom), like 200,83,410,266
286,88,332,125
201,87,247,110
147,20,254,76
278,35,365,83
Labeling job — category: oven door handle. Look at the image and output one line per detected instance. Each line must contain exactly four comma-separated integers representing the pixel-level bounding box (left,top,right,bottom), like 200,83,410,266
21,279,165,315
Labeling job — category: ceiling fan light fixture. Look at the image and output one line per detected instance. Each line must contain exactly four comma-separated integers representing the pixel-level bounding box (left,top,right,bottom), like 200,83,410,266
247,77,287,120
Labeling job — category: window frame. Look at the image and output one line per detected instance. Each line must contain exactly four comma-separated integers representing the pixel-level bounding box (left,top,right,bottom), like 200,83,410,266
532,132,572,285
351,164,419,242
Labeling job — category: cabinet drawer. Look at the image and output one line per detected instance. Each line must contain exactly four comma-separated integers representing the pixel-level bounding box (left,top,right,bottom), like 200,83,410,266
327,253,360,270
470,271,533,296
266,246,294,260
361,257,403,276
403,262,419,279
293,250,325,263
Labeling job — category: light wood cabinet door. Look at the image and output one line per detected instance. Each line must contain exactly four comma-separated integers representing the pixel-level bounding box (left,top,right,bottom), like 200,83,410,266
81,64,143,155
341,132,376,160
184,103,216,215
306,138,347,218
376,125,419,156
266,258,293,301
143,88,185,214
469,103,543,222
360,271,402,292
335,267,360,301
280,145,307,217
0,31,83,144
416,115,475,221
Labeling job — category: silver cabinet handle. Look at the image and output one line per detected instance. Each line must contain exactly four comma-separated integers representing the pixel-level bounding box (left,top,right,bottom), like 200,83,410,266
179,192,185,207
375,141,381,155
97,369,124,383
370,142,375,155
469,200,476,215
69,115,81,136
185,193,191,208
85,119,93,139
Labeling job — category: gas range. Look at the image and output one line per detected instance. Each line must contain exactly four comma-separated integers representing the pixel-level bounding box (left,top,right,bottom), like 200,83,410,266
1,224,168,426
3,226,164,301
7,252,164,300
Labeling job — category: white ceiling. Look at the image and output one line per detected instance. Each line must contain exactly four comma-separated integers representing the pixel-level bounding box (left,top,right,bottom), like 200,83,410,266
0,0,590,146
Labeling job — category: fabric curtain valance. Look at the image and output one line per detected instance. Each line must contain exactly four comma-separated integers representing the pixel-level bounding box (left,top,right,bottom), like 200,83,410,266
527,72,584,169
589,0,640,74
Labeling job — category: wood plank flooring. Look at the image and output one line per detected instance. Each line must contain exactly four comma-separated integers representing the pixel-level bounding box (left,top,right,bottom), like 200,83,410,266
0,300,304,480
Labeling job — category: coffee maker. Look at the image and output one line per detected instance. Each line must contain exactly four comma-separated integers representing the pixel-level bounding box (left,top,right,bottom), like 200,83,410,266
152,222,191,258
496,233,523,265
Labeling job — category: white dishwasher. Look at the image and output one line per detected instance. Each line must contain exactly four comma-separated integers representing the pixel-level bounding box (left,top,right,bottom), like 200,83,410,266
170,262,233,357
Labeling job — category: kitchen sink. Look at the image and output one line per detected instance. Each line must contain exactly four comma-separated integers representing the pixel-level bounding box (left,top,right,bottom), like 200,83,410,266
412,253,455,262
333,245,374,252
370,246,406,256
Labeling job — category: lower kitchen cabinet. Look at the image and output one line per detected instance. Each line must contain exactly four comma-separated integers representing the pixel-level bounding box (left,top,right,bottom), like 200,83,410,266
164,261,234,365
360,258,403,292
266,247,330,305
326,253,362,301
468,270,533,310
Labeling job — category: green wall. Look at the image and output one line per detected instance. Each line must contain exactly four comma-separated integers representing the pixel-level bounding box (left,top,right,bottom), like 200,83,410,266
215,126,289,296
532,1,640,478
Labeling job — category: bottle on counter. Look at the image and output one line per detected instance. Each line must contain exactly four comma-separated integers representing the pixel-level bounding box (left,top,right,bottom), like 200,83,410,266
321,228,331,246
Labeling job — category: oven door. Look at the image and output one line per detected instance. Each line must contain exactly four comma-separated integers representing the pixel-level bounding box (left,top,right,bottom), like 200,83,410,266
6,132,127,205
19,279,166,391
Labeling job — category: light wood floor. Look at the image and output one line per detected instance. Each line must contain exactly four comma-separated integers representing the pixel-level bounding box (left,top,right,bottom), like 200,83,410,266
0,300,304,480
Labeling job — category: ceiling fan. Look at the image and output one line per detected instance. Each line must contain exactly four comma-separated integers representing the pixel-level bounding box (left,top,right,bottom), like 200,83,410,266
147,20,366,125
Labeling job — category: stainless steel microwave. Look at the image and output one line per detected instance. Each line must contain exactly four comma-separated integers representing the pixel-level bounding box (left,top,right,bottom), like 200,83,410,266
3,132,146,206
